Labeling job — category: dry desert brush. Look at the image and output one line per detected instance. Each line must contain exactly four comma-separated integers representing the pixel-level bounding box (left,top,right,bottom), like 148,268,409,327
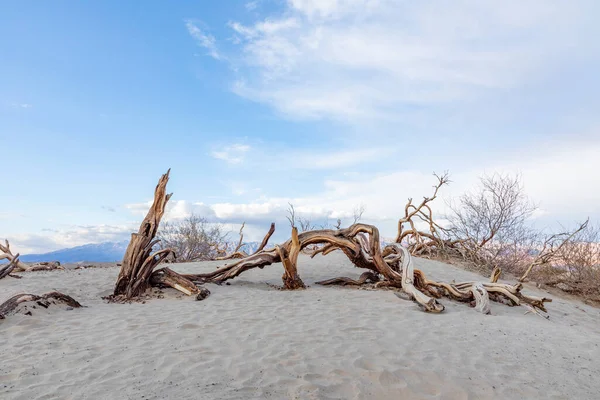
157,214,229,262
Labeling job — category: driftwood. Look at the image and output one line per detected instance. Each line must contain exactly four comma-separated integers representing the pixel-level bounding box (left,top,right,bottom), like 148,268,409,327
26,261,63,272
0,292,81,319
0,254,20,279
316,271,380,286
394,173,464,257
105,170,550,315
0,240,31,272
111,170,207,301
216,222,276,260
181,223,550,314
0,241,63,275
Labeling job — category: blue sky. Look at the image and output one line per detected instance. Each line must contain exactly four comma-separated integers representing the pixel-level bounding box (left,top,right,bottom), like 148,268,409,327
2,0,599,254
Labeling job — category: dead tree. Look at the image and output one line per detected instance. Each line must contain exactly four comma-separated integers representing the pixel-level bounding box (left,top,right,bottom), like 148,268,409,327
181,223,550,315
112,170,203,300
352,204,365,224
395,172,461,257
0,292,81,319
445,173,538,270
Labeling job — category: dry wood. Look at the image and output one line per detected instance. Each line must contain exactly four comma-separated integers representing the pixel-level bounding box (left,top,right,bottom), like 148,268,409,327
316,271,380,286
0,254,20,279
489,267,502,283
180,223,552,315
254,222,275,254
26,261,64,272
0,240,30,272
112,170,204,300
394,173,463,258
471,283,491,314
0,292,81,319
150,267,200,296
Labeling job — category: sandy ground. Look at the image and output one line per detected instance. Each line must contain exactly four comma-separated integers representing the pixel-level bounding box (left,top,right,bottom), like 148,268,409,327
1,252,599,400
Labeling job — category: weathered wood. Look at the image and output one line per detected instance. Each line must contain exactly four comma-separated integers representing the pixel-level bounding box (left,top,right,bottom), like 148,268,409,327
471,283,491,314
0,292,81,319
279,227,305,289
0,240,30,272
316,271,380,286
111,170,212,301
181,223,552,315
490,267,501,283
0,254,20,279
150,267,200,296
254,222,275,254
114,170,172,298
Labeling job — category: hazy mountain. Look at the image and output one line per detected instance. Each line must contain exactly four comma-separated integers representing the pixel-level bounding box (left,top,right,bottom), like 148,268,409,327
17,240,269,264
19,241,129,263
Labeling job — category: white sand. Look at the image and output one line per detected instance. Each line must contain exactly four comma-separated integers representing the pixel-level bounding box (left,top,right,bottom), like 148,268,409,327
1,252,599,399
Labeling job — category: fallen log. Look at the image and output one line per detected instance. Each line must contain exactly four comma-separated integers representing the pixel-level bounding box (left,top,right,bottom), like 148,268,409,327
0,292,82,319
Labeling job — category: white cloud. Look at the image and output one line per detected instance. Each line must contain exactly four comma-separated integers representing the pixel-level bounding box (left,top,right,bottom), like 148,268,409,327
11,103,32,109
132,135,600,241
3,224,133,254
245,1,259,11
220,0,595,121
211,143,251,164
185,21,221,60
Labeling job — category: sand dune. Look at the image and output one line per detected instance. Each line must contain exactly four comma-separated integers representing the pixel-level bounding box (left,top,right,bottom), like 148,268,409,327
1,253,599,399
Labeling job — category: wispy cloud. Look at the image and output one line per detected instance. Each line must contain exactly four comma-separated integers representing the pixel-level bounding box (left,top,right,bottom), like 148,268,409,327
217,0,596,121
211,143,251,164
11,102,32,109
245,1,259,11
287,147,392,169
185,20,221,60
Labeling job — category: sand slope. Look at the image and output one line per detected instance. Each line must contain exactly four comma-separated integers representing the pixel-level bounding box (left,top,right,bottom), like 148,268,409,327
1,253,599,399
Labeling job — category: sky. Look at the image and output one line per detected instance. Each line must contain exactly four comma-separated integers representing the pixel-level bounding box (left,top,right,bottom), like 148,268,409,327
1,0,600,254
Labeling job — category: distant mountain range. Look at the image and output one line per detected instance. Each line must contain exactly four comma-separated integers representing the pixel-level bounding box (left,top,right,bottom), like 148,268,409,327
19,241,130,263
18,240,266,264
